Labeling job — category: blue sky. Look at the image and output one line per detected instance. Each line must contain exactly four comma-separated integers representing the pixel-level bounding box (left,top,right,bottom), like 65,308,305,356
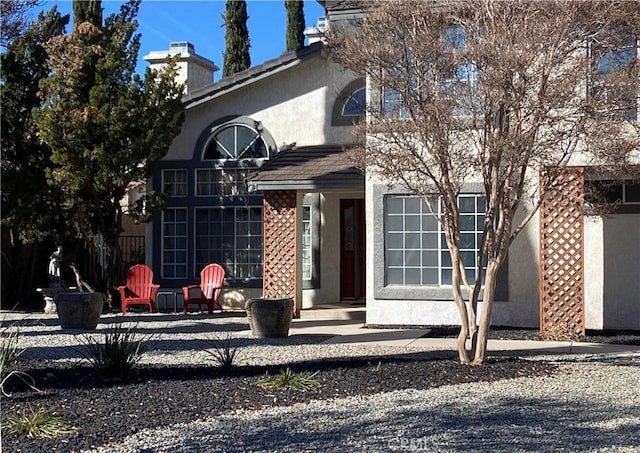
37,1,325,76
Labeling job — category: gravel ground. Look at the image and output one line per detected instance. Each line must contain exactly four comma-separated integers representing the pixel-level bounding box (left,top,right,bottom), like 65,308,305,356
1,312,639,453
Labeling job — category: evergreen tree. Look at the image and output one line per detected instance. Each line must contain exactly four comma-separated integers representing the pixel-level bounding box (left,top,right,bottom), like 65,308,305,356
33,0,185,291
73,0,102,28
285,0,305,51
1,6,69,304
222,0,250,77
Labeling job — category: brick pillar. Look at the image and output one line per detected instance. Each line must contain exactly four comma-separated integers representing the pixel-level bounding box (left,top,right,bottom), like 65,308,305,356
262,190,298,313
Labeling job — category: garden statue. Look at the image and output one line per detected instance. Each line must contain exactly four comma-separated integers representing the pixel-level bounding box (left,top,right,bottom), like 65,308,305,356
39,246,65,314
48,245,64,287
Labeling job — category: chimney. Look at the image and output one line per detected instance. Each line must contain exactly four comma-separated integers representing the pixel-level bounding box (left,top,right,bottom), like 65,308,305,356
143,42,219,94
303,16,327,44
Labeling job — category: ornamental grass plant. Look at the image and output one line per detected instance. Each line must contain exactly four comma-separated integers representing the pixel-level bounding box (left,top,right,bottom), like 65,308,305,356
206,331,241,370
257,367,320,391
77,320,150,380
6,407,77,438
0,326,39,397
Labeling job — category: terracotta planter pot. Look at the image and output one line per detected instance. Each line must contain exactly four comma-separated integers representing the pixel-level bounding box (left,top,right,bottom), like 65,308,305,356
55,292,105,330
245,297,294,338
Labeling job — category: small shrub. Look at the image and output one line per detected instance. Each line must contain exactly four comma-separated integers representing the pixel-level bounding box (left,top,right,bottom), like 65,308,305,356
0,327,39,397
206,332,240,369
6,408,77,438
257,367,320,391
77,321,150,380
368,360,382,372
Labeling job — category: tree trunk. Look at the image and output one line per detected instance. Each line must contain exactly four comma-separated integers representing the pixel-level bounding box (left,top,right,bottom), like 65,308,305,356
451,251,472,364
473,260,499,364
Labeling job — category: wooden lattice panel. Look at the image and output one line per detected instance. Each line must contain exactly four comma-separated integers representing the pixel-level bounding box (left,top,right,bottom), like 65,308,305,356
539,169,585,335
263,191,297,305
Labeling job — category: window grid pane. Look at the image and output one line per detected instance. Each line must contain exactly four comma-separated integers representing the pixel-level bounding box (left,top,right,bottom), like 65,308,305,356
163,169,187,197
302,206,312,280
195,207,263,280
162,208,188,279
196,169,248,196
385,194,486,286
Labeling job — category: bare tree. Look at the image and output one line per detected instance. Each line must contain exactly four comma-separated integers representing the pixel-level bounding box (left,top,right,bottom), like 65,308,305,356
328,0,640,364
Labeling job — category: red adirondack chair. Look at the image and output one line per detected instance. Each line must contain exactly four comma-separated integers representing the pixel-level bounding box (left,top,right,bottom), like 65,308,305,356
118,264,160,315
182,263,225,314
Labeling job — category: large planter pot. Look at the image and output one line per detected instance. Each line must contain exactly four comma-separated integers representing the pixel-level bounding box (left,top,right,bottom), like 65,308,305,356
55,292,105,330
245,297,294,338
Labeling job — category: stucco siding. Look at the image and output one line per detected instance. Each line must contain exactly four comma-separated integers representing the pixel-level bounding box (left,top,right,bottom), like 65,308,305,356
584,214,640,330
164,57,359,161
302,193,342,308
365,172,542,328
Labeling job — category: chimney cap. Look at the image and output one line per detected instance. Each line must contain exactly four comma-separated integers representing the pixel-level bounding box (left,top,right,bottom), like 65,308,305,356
169,41,195,54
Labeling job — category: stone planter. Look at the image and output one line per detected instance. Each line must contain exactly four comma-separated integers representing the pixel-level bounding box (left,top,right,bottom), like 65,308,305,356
55,292,105,330
245,297,294,338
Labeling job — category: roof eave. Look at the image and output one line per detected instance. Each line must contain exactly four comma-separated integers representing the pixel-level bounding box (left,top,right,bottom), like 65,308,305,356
248,179,364,192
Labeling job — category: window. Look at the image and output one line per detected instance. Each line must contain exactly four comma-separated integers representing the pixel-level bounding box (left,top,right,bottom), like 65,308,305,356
342,87,366,116
162,208,187,279
302,206,312,280
162,169,187,197
195,207,263,280
586,180,640,205
203,123,269,160
157,117,274,284
381,25,479,120
382,88,409,118
332,79,366,126
384,194,486,286
196,169,249,196
592,37,638,120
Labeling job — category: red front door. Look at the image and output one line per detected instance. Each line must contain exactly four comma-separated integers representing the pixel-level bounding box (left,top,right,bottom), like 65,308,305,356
340,199,366,300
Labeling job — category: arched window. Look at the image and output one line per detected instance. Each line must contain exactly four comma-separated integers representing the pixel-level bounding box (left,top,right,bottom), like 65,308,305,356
203,123,269,160
188,117,275,281
332,79,366,126
342,87,366,116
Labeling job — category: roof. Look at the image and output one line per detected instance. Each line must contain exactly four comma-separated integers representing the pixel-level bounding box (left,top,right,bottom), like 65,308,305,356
247,145,364,191
320,1,365,11
181,42,326,110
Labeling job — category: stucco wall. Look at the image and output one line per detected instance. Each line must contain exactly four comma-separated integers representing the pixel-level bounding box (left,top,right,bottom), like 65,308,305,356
302,193,341,308
585,214,640,330
365,173,541,329
164,57,359,161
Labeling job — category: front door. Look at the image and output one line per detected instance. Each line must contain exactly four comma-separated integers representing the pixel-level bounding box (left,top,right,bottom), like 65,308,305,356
340,199,366,300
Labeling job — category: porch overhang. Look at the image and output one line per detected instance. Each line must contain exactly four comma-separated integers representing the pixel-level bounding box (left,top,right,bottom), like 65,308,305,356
247,145,364,192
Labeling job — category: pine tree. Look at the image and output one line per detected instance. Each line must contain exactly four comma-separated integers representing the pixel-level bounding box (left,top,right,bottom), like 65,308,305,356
1,6,69,304
222,0,251,77
73,0,102,28
285,0,305,52
34,0,185,291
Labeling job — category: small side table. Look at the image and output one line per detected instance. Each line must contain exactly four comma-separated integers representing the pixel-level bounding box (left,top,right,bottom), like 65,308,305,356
156,290,181,313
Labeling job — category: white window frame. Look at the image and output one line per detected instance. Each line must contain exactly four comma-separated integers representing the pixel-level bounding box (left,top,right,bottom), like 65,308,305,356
384,194,486,287
302,206,313,281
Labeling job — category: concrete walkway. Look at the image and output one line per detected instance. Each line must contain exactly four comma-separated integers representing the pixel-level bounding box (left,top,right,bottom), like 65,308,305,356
294,306,640,358
3,305,639,359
